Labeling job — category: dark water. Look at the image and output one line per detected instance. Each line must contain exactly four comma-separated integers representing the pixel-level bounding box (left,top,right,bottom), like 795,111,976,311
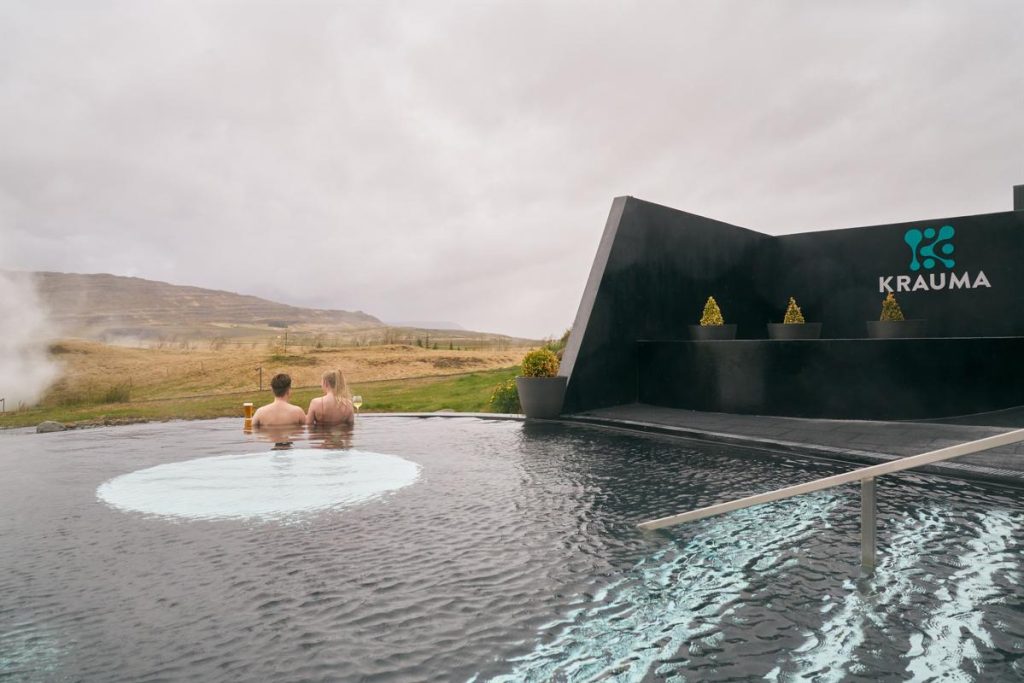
2,416,1024,682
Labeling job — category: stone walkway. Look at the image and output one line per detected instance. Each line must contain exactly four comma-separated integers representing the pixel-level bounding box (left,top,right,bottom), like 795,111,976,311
564,404,1024,486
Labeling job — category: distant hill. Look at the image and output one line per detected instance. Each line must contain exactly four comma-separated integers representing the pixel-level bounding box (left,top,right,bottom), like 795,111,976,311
29,271,384,341
387,320,466,331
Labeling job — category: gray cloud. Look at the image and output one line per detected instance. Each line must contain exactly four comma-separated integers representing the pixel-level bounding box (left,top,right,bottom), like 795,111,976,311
1,0,1022,337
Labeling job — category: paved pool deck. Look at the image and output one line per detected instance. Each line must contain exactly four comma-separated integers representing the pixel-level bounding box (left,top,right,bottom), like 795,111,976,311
562,404,1024,487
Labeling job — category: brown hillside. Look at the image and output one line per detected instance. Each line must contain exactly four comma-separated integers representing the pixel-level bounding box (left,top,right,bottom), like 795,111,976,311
31,271,383,340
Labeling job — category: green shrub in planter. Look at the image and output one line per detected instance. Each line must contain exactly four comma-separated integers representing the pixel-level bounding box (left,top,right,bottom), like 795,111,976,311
700,296,725,326
879,292,905,321
516,348,565,418
521,348,559,377
868,292,925,337
867,291,925,338
769,296,821,339
783,297,805,324
691,295,736,340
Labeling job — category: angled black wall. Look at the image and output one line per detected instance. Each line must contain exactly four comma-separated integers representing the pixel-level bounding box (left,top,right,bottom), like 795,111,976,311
560,197,773,414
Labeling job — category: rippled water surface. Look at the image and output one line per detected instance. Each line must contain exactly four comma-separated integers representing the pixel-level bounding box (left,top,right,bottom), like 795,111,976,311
2,416,1024,682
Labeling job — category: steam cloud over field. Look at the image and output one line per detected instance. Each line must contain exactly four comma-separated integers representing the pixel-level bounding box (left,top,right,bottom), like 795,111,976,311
0,272,59,407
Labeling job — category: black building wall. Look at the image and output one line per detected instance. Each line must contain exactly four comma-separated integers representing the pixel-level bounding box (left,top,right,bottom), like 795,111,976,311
770,211,1024,338
563,195,1024,418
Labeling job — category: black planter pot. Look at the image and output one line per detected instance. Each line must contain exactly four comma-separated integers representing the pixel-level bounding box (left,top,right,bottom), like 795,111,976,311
866,319,928,339
767,322,822,340
689,324,738,341
515,376,568,419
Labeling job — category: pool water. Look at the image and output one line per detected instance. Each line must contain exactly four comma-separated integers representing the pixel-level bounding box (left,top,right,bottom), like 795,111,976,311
2,416,1023,681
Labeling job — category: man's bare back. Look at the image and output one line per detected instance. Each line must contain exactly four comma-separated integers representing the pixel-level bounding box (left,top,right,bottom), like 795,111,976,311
252,398,305,427
252,373,306,427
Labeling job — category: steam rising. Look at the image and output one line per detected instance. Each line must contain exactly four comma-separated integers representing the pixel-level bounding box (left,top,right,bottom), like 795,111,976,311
0,271,59,408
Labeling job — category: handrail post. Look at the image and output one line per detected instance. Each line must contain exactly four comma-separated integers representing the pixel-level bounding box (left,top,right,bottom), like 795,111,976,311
861,477,877,574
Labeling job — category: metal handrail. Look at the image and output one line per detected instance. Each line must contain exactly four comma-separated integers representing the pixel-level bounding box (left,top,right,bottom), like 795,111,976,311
637,428,1024,571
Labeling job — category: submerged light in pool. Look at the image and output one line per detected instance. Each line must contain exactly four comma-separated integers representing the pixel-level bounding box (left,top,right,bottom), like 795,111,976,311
96,449,419,521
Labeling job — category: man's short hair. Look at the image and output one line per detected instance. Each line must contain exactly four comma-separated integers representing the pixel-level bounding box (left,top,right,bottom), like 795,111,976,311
270,373,292,397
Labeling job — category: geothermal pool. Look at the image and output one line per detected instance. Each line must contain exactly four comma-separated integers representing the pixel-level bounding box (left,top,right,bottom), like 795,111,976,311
2,416,1024,681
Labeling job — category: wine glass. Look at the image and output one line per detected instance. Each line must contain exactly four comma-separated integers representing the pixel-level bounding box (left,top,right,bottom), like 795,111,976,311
351,394,363,412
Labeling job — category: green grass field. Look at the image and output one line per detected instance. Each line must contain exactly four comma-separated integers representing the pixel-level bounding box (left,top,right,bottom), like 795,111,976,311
0,367,520,430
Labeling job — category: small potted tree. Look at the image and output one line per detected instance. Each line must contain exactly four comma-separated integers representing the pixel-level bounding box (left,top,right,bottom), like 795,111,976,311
768,297,822,340
689,296,737,340
867,292,927,338
515,348,567,418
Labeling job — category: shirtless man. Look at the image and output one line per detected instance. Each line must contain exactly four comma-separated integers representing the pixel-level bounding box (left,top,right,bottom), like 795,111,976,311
252,373,306,427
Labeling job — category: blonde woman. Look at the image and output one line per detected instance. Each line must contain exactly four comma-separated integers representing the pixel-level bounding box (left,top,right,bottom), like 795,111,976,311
306,369,355,427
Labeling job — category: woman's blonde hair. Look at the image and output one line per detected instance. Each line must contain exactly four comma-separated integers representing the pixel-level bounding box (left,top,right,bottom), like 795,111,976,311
322,369,351,405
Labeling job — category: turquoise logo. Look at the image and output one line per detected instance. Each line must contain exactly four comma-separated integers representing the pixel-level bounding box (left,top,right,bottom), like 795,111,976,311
904,225,955,271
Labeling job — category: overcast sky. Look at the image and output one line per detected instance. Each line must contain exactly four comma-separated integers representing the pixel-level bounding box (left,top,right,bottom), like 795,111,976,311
1,1,1022,338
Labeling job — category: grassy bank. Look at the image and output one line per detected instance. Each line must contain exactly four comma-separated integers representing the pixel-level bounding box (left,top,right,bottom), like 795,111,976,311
0,367,519,430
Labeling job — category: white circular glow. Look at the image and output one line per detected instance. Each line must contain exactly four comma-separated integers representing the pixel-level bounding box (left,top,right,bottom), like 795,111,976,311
97,449,420,521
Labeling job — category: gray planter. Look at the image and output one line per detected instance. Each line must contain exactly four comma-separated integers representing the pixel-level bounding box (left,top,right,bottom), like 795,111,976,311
689,324,738,341
516,376,568,419
866,319,928,339
767,322,822,340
